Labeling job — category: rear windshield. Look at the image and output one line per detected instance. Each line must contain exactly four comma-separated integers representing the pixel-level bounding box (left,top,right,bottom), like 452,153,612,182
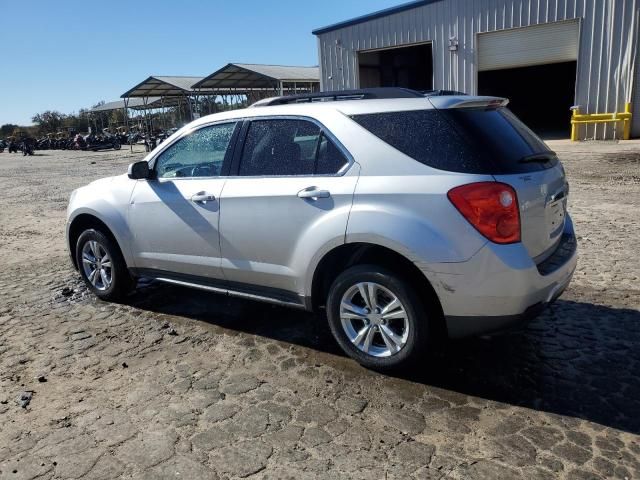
351,107,557,174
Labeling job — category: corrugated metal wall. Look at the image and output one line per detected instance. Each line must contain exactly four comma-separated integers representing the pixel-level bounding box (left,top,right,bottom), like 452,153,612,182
316,0,639,139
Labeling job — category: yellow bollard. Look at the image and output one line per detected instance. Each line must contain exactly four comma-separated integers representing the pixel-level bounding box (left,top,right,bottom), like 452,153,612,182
570,104,632,141
570,107,579,141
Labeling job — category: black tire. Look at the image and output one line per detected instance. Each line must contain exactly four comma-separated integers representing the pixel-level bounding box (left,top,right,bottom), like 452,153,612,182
326,265,429,371
75,229,133,301
113,141,121,150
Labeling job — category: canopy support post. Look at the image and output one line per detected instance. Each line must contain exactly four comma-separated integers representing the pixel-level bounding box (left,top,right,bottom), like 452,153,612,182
124,97,132,152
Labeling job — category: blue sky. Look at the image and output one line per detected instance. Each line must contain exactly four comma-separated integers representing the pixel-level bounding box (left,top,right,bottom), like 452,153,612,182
0,0,402,126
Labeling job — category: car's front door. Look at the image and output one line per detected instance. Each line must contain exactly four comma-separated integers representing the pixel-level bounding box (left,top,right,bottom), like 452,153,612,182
128,122,238,279
219,117,358,294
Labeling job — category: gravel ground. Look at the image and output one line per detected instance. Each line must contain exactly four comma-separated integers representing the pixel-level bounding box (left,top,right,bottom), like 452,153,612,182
0,141,638,479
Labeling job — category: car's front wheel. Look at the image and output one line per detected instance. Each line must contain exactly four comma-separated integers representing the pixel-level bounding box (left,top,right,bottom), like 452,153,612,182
326,265,429,371
75,229,133,301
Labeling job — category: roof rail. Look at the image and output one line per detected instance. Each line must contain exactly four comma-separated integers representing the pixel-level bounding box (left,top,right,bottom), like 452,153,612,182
422,89,468,96
251,87,425,107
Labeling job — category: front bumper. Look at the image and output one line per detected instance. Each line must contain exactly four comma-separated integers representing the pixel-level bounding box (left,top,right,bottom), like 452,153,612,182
421,217,578,338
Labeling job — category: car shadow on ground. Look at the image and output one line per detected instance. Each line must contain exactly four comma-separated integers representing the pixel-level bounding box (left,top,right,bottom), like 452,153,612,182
127,281,640,435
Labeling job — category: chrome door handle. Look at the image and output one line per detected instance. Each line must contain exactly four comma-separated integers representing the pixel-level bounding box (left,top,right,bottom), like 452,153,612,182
191,192,216,203
298,188,330,199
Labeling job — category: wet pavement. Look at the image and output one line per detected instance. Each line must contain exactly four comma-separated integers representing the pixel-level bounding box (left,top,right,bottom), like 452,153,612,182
0,141,638,479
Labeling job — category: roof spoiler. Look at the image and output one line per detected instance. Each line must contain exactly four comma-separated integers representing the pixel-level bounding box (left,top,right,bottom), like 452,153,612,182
428,96,509,109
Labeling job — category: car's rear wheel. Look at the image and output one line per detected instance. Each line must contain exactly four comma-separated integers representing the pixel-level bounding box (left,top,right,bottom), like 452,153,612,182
326,265,428,370
75,229,133,301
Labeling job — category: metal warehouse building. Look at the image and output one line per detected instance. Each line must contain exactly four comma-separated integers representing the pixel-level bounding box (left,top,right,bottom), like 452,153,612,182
313,0,639,139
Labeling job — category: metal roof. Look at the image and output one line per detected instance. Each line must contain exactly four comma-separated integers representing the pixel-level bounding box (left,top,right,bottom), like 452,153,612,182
192,63,319,90
142,96,187,109
89,98,161,112
312,0,441,35
121,76,207,98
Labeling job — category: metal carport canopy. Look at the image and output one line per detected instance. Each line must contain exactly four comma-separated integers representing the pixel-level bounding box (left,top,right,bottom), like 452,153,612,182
120,76,212,97
192,64,319,90
89,98,160,112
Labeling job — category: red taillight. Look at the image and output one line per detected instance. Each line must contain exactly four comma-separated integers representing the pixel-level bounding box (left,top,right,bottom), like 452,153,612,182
447,182,521,244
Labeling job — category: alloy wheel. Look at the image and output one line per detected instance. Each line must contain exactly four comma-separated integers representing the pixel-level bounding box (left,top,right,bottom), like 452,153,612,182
339,282,409,357
81,240,112,291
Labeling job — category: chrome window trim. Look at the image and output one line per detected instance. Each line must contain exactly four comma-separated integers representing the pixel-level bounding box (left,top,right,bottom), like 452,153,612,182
232,115,356,179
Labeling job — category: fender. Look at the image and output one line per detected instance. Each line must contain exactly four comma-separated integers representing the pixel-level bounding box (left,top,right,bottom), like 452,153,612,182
343,172,493,269
345,203,487,266
66,175,137,266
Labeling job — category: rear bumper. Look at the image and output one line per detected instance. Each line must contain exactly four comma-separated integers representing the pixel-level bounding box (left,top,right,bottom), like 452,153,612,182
443,265,572,338
420,216,578,338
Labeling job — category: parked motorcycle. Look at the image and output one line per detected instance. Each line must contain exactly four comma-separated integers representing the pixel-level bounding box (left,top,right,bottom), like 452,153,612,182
86,134,121,151
71,134,85,150
156,129,174,145
37,137,51,150
127,132,143,145
0,140,6,153
21,138,35,156
144,134,157,152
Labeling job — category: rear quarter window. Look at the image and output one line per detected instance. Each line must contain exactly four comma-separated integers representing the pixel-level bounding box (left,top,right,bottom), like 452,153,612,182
351,108,556,174
351,109,486,173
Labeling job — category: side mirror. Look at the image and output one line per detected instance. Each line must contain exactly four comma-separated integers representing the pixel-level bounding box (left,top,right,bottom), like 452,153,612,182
128,161,150,179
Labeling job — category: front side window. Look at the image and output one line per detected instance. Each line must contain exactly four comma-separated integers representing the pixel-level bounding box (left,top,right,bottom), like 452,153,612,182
155,122,236,179
238,119,348,176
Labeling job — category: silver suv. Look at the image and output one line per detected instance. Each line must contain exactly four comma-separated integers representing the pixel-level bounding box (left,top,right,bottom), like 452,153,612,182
66,88,577,369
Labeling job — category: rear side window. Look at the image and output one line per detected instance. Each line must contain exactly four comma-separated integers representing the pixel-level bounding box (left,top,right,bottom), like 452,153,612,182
316,133,349,174
238,119,348,176
351,108,555,174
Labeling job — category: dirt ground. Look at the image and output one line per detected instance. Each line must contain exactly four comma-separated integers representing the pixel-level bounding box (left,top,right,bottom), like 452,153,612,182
0,140,638,479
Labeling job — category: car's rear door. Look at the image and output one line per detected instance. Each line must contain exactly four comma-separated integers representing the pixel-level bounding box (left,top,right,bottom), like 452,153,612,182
218,117,358,295
128,121,239,279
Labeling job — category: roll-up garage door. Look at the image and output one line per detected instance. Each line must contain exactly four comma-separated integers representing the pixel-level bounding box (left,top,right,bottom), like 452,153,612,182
478,20,579,72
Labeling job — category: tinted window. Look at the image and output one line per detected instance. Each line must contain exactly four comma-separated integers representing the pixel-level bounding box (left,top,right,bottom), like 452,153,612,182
239,119,348,176
443,108,556,173
316,133,349,174
352,108,555,174
155,123,236,178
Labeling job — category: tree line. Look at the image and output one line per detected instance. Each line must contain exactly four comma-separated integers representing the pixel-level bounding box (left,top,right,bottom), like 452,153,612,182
1,102,124,138
2,97,249,139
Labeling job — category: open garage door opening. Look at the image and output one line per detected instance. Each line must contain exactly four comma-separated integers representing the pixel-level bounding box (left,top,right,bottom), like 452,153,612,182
478,61,577,138
476,20,579,138
358,43,433,91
